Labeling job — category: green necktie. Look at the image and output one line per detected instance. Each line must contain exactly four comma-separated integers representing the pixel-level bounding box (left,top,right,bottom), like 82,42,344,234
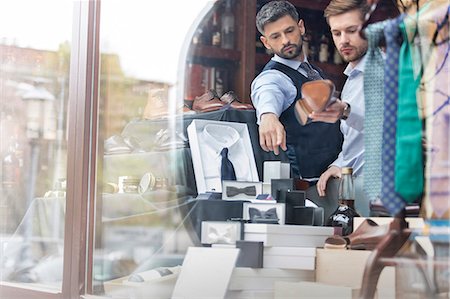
395,21,424,202
363,21,387,201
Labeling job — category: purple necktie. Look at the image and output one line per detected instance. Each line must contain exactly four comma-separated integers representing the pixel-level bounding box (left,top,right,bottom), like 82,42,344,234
381,16,407,215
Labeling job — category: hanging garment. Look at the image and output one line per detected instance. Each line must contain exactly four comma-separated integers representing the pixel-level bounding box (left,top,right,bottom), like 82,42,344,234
395,20,424,203
363,21,388,200
381,15,407,215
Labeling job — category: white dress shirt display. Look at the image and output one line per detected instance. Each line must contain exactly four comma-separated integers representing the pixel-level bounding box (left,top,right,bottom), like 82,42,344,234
331,55,367,176
199,123,257,191
251,55,310,123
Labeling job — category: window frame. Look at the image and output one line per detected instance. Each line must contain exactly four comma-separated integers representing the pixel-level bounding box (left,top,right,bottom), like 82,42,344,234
0,1,100,298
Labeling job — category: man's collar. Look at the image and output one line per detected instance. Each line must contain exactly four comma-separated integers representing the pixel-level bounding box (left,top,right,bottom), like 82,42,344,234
272,54,307,70
344,54,367,77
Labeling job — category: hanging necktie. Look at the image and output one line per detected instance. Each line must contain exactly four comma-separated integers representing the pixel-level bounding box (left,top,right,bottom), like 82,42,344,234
395,21,424,203
363,21,388,201
220,148,237,180
380,16,407,216
299,62,323,80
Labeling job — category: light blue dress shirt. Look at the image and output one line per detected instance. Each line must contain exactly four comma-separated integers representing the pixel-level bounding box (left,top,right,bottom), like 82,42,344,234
251,55,309,123
331,54,367,176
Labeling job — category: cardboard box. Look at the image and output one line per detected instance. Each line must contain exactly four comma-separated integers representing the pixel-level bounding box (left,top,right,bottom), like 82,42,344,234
244,223,334,247
274,281,372,299
263,247,316,270
103,266,180,298
353,217,425,231
201,221,242,245
187,119,259,193
316,248,395,298
228,267,315,291
263,161,290,183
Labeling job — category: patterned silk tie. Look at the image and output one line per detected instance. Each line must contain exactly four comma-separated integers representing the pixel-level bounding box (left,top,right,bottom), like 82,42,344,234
220,148,236,180
395,21,424,202
363,21,388,201
381,16,407,215
299,62,322,80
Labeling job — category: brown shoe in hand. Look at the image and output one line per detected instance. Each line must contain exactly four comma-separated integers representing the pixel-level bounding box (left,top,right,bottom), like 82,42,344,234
220,91,254,110
294,79,336,125
192,89,226,113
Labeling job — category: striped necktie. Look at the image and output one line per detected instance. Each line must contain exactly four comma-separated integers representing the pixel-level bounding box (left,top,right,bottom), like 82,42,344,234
363,21,388,201
299,62,322,80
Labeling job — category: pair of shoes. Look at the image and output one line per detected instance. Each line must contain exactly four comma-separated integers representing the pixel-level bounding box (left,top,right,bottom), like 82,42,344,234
154,128,188,150
220,91,254,110
294,79,335,125
104,135,145,155
192,89,226,113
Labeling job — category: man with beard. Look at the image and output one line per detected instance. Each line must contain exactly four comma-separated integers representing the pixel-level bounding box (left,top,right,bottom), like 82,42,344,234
251,0,343,182
311,0,372,215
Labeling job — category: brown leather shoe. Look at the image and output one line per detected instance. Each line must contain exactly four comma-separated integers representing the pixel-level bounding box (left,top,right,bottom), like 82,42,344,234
294,79,335,125
344,219,391,250
220,91,254,110
192,89,226,113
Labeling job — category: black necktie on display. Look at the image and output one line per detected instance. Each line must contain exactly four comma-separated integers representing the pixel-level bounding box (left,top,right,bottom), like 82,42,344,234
226,186,257,197
299,62,323,80
220,148,236,180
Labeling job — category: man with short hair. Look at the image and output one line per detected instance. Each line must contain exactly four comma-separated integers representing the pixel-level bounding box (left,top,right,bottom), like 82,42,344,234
311,0,371,214
251,0,343,182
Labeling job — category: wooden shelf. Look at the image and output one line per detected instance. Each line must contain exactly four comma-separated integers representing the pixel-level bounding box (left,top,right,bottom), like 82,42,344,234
189,45,241,62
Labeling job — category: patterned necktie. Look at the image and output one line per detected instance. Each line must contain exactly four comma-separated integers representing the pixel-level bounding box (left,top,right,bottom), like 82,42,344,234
395,21,424,203
220,148,236,180
380,16,407,215
299,62,322,80
363,21,387,201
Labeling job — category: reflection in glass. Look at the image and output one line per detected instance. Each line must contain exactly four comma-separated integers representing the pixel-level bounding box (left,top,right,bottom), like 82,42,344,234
0,0,71,290
95,1,211,296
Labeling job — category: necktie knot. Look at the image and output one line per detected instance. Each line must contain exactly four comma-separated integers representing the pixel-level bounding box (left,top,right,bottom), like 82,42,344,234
220,148,229,157
299,62,322,80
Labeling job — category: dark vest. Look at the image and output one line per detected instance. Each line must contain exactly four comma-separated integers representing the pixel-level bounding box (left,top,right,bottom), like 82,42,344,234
263,60,343,178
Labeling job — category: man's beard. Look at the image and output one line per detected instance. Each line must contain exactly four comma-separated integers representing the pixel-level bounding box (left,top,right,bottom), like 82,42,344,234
341,43,368,63
275,42,302,59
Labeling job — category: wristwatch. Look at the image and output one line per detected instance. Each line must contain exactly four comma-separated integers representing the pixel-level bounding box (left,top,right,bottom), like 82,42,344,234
341,102,351,120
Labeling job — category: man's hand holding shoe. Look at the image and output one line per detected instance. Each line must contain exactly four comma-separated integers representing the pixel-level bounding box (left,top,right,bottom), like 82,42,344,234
309,100,351,123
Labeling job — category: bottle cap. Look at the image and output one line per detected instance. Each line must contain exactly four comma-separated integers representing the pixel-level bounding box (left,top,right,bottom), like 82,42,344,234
341,167,353,175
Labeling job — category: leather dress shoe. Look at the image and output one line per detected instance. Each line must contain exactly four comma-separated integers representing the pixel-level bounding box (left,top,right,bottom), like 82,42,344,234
192,89,226,113
348,218,408,250
220,91,254,110
294,79,335,125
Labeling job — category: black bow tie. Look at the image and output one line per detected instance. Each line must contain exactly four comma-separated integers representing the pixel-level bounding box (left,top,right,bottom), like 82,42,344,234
226,186,257,197
249,207,279,223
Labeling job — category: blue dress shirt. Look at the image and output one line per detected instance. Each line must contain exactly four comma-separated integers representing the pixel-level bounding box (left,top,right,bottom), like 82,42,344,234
331,55,367,176
251,55,309,123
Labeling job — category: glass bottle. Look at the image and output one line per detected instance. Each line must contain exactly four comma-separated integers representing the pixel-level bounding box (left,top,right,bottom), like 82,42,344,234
339,167,355,209
221,0,235,49
211,11,221,47
326,167,360,236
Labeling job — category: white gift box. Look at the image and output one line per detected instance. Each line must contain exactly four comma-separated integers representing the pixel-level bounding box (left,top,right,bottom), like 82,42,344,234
201,221,242,245
263,161,290,183
243,202,286,225
263,247,316,270
228,267,314,291
244,223,334,247
187,119,259,193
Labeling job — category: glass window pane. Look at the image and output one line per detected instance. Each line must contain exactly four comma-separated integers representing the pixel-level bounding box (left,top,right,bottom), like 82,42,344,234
0,0,72,291
95,1,213,296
